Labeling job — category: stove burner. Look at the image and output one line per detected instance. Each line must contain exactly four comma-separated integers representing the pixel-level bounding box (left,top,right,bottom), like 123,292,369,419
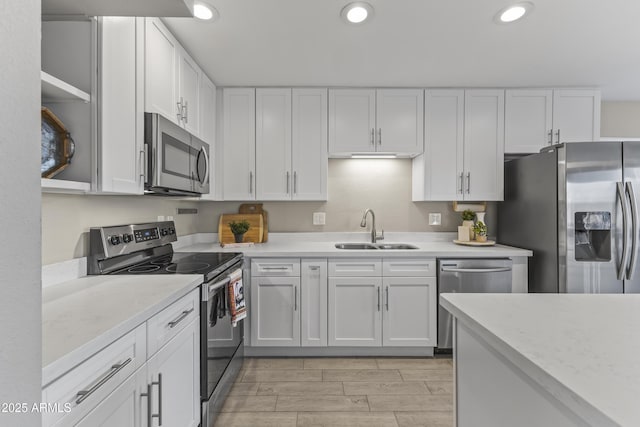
128,265,161,273
166,262,211,273
151,255,174,266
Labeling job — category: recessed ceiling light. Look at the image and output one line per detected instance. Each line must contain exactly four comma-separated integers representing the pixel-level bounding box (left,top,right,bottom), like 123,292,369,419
495,2,534,24
194,2,219,21
341,2,374,25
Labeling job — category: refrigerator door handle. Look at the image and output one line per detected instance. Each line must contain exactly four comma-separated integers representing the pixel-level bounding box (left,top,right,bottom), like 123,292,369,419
617,182,630,280
626,181,638,280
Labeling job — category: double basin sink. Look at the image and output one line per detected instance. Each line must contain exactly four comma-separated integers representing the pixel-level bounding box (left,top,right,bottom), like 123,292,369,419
335,243,418,250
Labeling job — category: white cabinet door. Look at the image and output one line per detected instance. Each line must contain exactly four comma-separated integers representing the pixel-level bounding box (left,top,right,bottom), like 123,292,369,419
463,89,505,201
292,88,328,201
505,89,553,154
376,89,424,156
256,88,292,200
382,277,437,347
98,17,144,194
199,74,216,145
222,88,255,200
178,48,200,135
328,277,382,346
301,259,328,347
552,89,601,143
328,89,376,155
146,318,199,427
144,18,179,125
250,276,301,346
74,366,146,427
413,89,464,201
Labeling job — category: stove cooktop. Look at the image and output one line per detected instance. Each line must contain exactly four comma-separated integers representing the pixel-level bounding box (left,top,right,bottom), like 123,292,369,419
112,252,242,282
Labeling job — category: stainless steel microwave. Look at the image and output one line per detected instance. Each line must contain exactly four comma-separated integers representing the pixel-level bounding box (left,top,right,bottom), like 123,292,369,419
144,112,210,196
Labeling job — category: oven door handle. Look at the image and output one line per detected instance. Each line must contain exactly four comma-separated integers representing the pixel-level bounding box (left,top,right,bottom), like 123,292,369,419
209,277,230,294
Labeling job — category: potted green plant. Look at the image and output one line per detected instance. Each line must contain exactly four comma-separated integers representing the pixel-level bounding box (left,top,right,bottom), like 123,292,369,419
473,221,488,242
229,220,250,243
461,209,476,239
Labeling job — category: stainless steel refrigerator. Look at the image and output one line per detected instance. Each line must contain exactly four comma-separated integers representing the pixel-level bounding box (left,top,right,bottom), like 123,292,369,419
498,141,640,293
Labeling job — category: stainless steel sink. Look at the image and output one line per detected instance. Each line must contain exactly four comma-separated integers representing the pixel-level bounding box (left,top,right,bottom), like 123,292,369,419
376,243,418,250
335,243,378,250
334,243,418,250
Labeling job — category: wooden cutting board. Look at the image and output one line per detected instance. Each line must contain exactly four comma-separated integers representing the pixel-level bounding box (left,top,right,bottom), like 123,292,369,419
218,214,264,244
238,203,268,242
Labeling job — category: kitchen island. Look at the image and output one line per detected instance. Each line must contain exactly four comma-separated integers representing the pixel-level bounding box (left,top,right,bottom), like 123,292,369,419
441,294,640,427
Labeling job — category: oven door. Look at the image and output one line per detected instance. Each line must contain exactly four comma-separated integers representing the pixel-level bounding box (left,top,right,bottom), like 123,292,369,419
201,273,243,402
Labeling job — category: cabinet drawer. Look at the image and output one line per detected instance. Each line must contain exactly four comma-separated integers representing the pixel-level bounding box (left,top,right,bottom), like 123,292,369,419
328,259,382,277
147,288,199,357
383,258,436,277
42,323,146,427
251,258,300,277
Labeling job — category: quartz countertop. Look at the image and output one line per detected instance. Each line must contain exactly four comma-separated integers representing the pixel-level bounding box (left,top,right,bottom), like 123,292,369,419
440,293,640,427
42,274,201,386
176,233,532,258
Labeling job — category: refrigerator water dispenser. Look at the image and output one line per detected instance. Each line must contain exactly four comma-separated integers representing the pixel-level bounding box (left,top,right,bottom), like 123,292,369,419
575,212,611,261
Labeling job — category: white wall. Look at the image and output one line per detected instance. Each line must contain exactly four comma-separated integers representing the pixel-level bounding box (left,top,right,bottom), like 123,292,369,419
0,0,42,425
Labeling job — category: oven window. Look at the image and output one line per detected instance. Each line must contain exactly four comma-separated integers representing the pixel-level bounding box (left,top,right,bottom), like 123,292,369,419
162,132,191,180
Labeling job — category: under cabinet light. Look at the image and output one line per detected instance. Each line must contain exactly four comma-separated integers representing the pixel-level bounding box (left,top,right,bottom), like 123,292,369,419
351,154,397,159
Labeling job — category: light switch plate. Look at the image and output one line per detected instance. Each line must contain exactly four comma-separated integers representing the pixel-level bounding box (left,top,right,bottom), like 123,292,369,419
429,213,441,226
313,212,326,225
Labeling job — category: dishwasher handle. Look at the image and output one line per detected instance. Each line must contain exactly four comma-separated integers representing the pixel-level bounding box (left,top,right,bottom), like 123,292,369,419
440,266,512,273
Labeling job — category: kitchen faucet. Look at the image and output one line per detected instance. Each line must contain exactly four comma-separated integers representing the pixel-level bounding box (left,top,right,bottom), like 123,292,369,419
360,209,384,243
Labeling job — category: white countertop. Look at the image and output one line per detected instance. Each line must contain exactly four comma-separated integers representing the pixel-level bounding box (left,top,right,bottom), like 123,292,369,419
440,294,640,427
42,274,201,386
177,233,532,258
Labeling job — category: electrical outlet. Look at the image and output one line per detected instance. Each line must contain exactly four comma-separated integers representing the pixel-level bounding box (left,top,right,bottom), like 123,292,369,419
157,215,165,221
167,215,174,221
429,213,441,226
313,212,326,225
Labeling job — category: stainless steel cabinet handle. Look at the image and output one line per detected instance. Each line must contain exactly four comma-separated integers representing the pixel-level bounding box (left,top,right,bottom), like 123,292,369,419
371,128,375,145
141,383,152,427
249,171,253,194
548,129,553,145
377,286,380,311
378,128,382,145
385,286,389,311
440,267,512,273
262,266,289,271
75,358,132,404
293,171,297,194
627,181,638,280
459,173,464,194
617,182,629,281
176,98,183,121
139,149,145,180
309,265,320,270
167,308,194,328
555,129,561,144
294,286,298,311
466,172,471,194
149,374,162,425
183,101,188,124
286,171,290,194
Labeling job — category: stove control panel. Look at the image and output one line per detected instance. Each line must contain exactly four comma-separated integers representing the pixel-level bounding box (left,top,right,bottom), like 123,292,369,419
90,221,177,259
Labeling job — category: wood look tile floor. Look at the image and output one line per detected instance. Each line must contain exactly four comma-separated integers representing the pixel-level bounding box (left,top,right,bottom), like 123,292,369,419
215,357,454,427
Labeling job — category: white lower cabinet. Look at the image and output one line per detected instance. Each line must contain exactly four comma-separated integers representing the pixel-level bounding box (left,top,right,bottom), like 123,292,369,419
328,276,383,346
328,258,437,347
146,317,200,427
250,276,301,346
301,259,328,346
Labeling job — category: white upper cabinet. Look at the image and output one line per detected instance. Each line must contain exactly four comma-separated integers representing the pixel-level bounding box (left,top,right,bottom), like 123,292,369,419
375,89,424,155
222,88,256,200
292,88,328,200
413,89,504,201
144,18,179,124
504,89,601,153
413,90,464,201
505,89,553,154
177,48,200,136
552,89,601,144
463,89,505,201
256,88,293,200
97,17,144,195
329,89,423,157
199,74,216,145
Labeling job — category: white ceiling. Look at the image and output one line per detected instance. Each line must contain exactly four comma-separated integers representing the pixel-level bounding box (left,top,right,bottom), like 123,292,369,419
164,0,640,100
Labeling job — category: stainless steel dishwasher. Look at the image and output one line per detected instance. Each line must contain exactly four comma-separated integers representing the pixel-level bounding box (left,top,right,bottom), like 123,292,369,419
437,258,512,351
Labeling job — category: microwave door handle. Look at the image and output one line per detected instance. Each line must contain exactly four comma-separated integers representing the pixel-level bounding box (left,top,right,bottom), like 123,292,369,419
200,146,210,186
